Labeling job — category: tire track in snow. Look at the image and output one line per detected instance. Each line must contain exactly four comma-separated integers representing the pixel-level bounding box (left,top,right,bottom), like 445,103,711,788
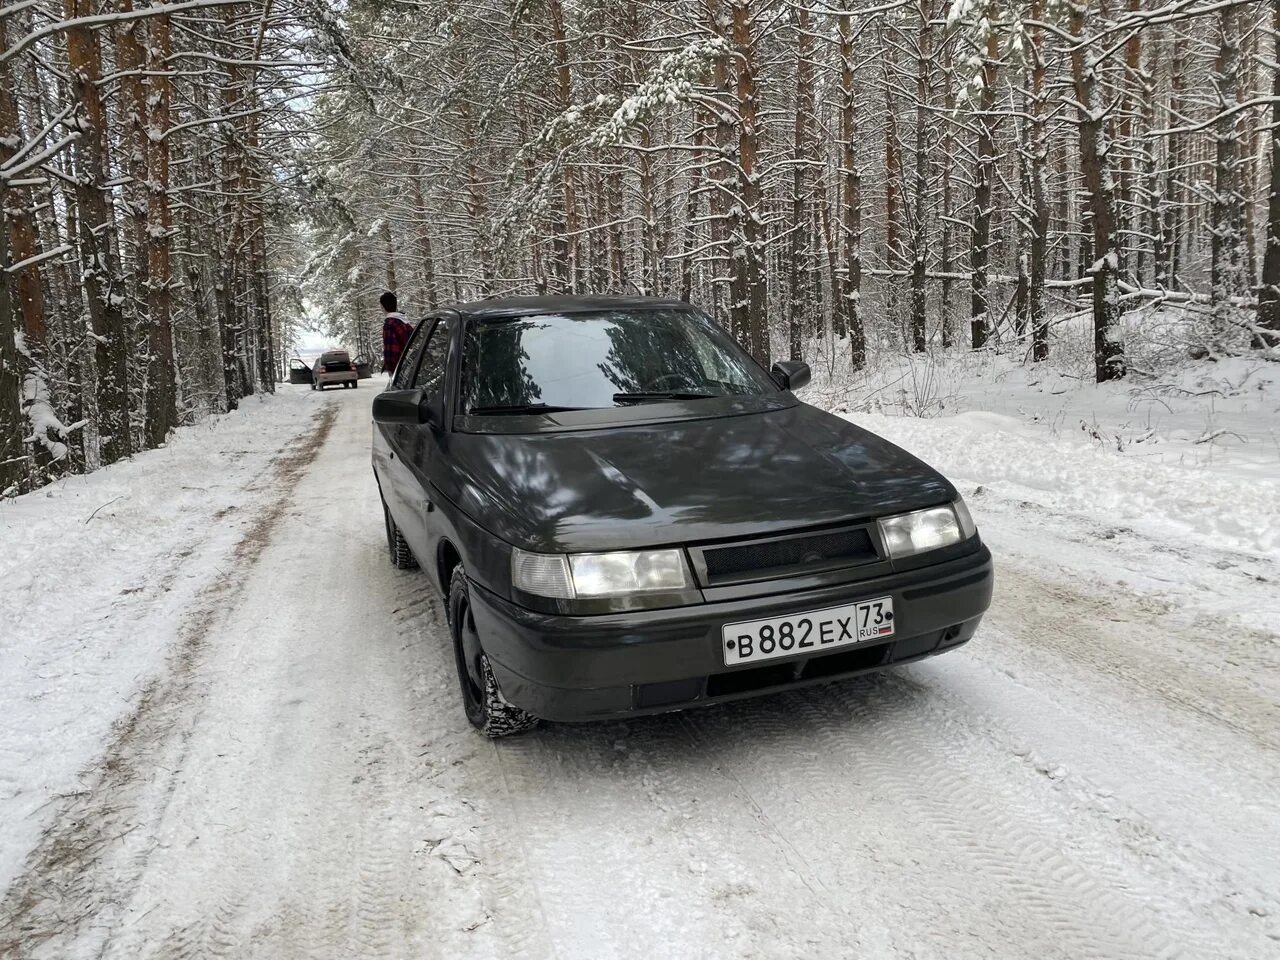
840,677,1176,960
384,566,556,960
987,566,1279,754
974,492,1279,675
350,732,409,959
682,675,1180,960
0,405,339,960
93,397,451,960
484,713,857,959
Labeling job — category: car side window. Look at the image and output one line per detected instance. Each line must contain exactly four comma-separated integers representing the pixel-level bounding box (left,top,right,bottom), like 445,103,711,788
413,318,452,395
392,320,432,389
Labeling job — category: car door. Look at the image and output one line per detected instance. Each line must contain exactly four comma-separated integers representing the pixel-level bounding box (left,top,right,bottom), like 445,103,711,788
394,316,458,562
375,316,456,563
373,318,432,527
288,358,312,384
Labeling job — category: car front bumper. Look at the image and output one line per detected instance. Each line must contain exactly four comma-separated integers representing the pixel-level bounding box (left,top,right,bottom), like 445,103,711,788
469,544,993,721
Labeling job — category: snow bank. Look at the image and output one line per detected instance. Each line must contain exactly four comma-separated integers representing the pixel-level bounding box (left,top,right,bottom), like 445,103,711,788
842,408,1280,561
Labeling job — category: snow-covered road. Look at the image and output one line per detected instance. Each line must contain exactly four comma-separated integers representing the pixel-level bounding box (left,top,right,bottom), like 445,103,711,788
2,386,1277,960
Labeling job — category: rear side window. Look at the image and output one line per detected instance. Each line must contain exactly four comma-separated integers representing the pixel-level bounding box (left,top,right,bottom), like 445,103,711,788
413,318,452,394
393,320,432,389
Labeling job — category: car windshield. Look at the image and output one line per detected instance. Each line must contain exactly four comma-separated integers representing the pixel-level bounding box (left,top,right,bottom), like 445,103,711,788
459,309,775,413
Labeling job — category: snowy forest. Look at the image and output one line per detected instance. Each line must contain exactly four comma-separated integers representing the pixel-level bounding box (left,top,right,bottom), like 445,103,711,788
3,0,1279,497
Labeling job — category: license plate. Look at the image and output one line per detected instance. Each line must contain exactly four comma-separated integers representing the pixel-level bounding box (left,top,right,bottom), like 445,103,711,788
722,597,895,666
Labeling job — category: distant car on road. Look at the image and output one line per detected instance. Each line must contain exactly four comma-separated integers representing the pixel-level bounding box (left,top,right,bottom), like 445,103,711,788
312,350,358,390
372,296,993,737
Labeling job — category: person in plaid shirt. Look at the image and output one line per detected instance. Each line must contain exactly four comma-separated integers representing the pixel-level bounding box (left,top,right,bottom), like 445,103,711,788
380,291,414,375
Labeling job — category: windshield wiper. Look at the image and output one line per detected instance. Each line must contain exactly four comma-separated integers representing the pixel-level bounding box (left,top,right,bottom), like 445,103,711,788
467,403,587,416
612,391,717,404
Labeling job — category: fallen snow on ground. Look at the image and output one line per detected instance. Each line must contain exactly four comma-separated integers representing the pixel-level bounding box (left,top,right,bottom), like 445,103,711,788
0,388,321,894
1,366,1277,960
808,351,1280,559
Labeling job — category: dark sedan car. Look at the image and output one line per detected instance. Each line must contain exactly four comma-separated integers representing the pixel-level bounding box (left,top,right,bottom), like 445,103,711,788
372,295,992,737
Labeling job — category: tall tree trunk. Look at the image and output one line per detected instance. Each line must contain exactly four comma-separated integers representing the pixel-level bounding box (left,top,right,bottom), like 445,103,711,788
1143,26,1167,290
940,34,956,348
66,0,133,464
1241,16,1260,283
1069,5,1127,382
813,156,838,342
218,5,246,410
115,1,149,341
548,0,580,292
0,15,47,355
638,126,660,295
909,11,931,354
253,217,273,392
1210,4,1245,336
1119,0,1142,275
883,36,903,335
706,0,734,327
787,5,815,361
1161,28,1189,289
410,173,438,308
382,220,398,292
680,115,705,303
145,9,176,445
1257,0,1280,347
836,12,865,365
0,211,25,495
970,32,998,349
459,102,492,289
728,0,768,363
1027,2,1050,362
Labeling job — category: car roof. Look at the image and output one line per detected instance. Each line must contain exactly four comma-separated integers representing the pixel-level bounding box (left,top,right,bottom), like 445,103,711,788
440,294,692,322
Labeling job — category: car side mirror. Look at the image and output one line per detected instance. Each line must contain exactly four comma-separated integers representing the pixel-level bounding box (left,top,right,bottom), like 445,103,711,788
771,360,811,392
372,388,427,424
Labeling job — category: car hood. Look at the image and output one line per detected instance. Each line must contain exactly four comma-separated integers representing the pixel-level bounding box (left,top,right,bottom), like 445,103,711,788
443,402,956,553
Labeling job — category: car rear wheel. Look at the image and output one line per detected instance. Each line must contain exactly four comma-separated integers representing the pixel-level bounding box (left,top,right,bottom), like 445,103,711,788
382,499,418,570
448,566,538,738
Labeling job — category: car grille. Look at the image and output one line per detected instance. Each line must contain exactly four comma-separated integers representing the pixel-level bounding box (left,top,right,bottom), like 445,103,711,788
694,525,879,586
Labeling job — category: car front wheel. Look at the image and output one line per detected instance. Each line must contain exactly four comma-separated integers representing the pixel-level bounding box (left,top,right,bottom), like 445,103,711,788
448,566,538,738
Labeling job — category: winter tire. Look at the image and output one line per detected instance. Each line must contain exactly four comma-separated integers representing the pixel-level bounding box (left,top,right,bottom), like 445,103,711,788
448,566,539,738
382,499,418,570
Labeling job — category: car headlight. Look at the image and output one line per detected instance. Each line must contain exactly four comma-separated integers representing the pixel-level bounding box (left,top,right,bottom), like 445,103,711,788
877,499,977,560
511,547,694,600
